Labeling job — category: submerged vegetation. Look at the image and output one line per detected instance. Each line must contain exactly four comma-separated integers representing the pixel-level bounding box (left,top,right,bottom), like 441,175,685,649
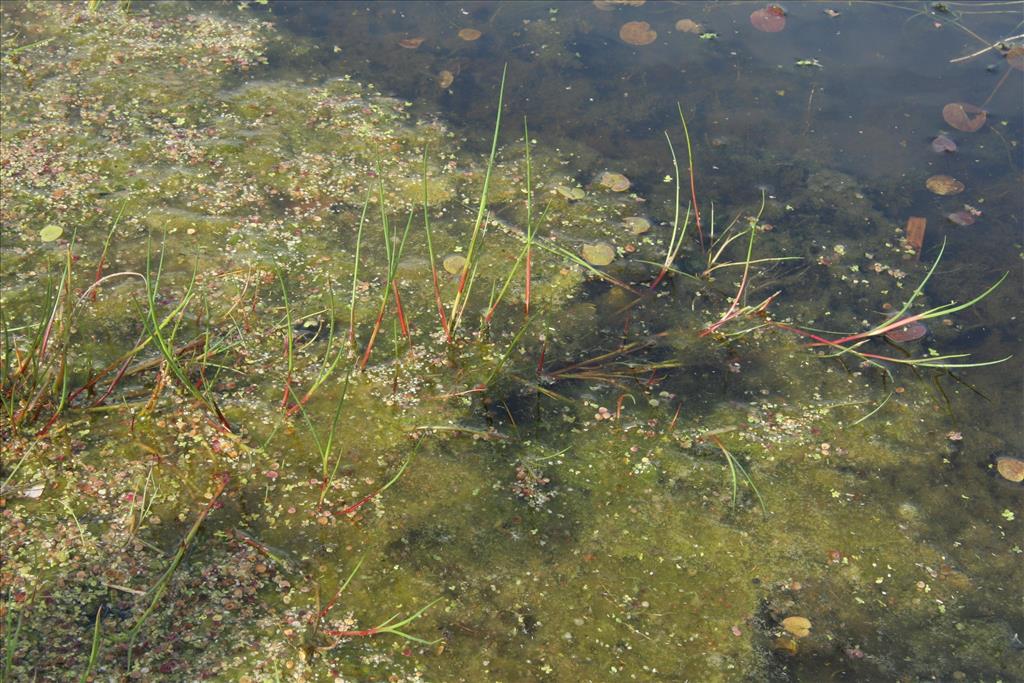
1,2,1021,681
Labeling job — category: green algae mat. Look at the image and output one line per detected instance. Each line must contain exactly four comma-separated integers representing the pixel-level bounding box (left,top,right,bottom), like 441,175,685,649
2,2,1022,681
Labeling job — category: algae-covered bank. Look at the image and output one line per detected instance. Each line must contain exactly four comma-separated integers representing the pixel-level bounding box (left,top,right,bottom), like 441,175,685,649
2,1,1022,681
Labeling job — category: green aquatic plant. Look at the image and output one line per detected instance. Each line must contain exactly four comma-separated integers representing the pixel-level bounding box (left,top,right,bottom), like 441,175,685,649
774,238,1010,373
142,237,233,431
126,473,229,670
708,434,767,514
447,64,507,337
310,555,442,650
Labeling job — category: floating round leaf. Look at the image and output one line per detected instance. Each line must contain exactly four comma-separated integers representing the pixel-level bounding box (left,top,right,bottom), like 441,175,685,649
930,135,956,153
995,456,1024,483
39,224,63,242
623,216,651,234
619,21,657,46
750,5,787,32
884,322,927,343
437,70,454,88
781,616,812,638
942,102,986,132
597,171,631,192
443,254,467,275
556,185,586,200
947,210,975,226
925,175,964,196
675,19,701,34
582,242,616,266
458,28,482,42
398,37,424,49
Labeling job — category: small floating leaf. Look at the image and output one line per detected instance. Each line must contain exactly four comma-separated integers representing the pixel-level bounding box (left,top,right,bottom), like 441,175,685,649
623,216,651,234
437,70,454,88
398,37,424,49
457,28,482,42
581,242,616,266
619,21,657,46
996,457,1024,483
597,171,631,192
443,254,467,275
884,322,928,343
675,19,701,34
556,185,586,200
781,616,812,638
925,175,964,195
931,135,956,153
39,224,63,242
946,210,975,226
750,5,787,33
942,102,986,132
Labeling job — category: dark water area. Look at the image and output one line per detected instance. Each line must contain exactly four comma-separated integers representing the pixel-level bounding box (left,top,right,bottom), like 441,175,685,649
268,0,1024,445
1,1,1022,681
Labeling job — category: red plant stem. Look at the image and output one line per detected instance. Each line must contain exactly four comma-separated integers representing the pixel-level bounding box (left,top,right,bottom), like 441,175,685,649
392,280,409,339
322,627,379,638
536,340,547,376
429,268,451,341
359,300,389,370
668,404,681,432
35,406,62,437
85,356,134,407
649,268,670,291
806,313,928,347
689,162,705,252
615,394,628,420
337,490,379,516
430,384,485,401
91,256,107,302
524,249,532,316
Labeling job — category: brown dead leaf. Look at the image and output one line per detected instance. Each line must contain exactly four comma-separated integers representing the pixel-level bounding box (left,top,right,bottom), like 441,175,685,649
942,102,986,132
925,175,964,196
398,37,424,49
458,28,482,42
620,21,657,46
675,19,701,34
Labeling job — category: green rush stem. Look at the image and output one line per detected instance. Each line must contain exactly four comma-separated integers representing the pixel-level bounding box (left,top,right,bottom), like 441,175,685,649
448,64,507,336
349,192,370,347
678,103,705,252
421,147,451,340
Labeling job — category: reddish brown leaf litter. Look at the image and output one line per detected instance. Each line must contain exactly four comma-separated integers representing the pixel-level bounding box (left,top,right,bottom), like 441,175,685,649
1006,45,1024,72
398,37,425,49
942,102,986,132
884,322,928,343
751,5,787,33
905,217,926,258
931,135,956,153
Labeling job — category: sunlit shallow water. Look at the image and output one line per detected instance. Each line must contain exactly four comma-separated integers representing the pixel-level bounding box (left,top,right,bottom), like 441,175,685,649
1,1,1022,681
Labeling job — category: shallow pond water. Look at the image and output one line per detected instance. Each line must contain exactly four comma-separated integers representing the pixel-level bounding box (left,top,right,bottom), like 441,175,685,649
1,1,1022,681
